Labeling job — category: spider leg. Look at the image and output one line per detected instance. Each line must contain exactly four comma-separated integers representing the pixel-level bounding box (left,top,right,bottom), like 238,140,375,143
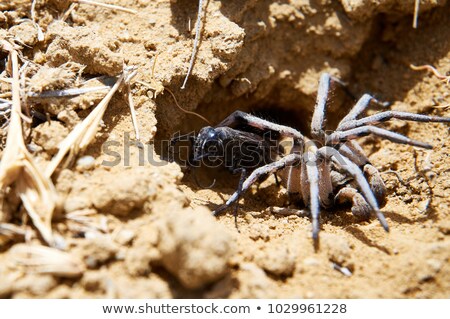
305,154,321,243
273,173,280,187
337,141,385,202
338,141,370,167
310,73,349,141
337,110,450,131
335,187,372,219
213,153,302,216
282,140,303,200
311,73,332,141
338,94,387,126
216,110,305,141
317,155,334,208
319,146,389,231
364,164,386,205
335,164,387,219
327,125,433,149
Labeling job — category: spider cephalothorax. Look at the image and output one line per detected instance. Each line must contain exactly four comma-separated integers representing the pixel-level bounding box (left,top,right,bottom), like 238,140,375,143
171,73,450,245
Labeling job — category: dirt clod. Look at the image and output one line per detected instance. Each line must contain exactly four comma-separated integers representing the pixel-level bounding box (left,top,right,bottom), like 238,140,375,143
156,207,234,290
255,245,297,276
46,21,122,76
32,121,69,155
234,263,276,298
74,237,119,269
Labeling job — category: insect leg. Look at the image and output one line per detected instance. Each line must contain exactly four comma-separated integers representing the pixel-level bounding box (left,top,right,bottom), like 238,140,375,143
232,168,247,230
169,132,195,162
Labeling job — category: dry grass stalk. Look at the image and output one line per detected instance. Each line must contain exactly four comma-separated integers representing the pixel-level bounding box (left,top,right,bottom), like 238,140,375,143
10,244,85,278
410,64,450,84
165,86,211,125
0,41,60,247
75,0,137,14
66,208,108,235
31,0,44,42
0,223,28,238
181,0,205,89
0,223,29,246
136,79,211,125
413,0,420,29
45,66,137,177
27,85,110,98
126,85,140,141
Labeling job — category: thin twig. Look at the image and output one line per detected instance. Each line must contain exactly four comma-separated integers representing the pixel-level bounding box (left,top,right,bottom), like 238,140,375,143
31,0,45,41
75,0,137,14
62,3,78,22
165,87,211,125
431,103,450,109
413,0,420,29
137,78,210,125
27,86,111,98
125,69,140,141
380,169,409,187
137,52,211,124
181,0,204,89
412,149,434,214
267,206,309,217
332,262,352,277
410,64,450,84
0,223,28,238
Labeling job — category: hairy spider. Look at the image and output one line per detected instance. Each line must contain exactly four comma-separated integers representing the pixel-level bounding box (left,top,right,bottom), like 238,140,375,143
172,73,450,245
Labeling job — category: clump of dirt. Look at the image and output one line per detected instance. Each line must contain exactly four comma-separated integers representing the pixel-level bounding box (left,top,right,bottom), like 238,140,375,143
46,21,123,76
339,0,447,20
0,0,449,298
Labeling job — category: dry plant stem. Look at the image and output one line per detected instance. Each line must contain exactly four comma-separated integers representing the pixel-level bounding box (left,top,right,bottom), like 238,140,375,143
181,0,204,89
0,43,59,247
45,68,135,177
127,84,140,141
165,87,211,125
62,3,78,22
413,0,420,29
11,244,85,278
410,64,450,84
0,223,27,237
31,0,44,41
27,86,110,98
75,0,137,14
134,76,210,124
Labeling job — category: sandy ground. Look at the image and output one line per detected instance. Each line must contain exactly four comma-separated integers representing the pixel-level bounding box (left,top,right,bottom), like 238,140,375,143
0,0,449,298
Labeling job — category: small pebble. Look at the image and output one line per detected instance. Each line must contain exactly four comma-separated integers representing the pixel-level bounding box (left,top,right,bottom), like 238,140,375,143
76,155,96,171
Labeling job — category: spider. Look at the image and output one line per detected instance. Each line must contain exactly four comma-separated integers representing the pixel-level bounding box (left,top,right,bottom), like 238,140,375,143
172,73,450,245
